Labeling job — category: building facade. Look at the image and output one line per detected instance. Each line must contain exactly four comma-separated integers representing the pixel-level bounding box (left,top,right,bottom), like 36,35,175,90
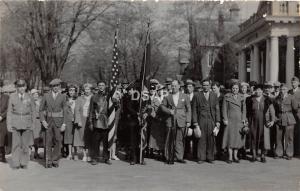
232,1,300,86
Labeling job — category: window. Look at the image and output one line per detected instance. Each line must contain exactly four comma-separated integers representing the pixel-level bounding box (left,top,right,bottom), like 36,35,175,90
297,3,299,13
280,2,288,13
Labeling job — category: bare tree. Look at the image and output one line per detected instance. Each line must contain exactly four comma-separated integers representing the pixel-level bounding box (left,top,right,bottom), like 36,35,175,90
2,0,114,85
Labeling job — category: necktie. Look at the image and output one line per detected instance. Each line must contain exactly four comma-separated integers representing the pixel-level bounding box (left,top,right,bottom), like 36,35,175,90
20,94,24,101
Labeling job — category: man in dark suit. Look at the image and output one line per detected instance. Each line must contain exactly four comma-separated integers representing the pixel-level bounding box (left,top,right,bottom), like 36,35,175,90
192,79,220,164
39,78,67,168
161,80,191,164
88,81,111,165
0,79,9,163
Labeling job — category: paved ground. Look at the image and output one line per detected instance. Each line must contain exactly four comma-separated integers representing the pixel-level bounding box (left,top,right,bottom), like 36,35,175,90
1,155,300,191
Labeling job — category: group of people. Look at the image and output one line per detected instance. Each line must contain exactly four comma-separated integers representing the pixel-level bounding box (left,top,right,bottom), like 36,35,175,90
0,75,300,169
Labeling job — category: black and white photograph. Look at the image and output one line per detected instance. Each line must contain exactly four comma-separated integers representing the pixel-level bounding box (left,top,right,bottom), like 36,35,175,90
0,0,300,190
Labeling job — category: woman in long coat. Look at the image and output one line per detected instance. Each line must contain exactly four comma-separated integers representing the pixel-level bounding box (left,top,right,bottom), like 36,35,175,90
222,82,246,163
148,86,165,158
74,83,93,162
247,84,276,163
64,84,77,160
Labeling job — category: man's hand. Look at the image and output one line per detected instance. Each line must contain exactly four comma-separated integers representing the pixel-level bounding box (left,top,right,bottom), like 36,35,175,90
216,122,220,128
267,121,274,128
213,127,219,136
60,124,66,132
186,123,191,128
42,120,48,129
0,116,2,122
223,120,228,126
194,125,201,138
169,109,175,115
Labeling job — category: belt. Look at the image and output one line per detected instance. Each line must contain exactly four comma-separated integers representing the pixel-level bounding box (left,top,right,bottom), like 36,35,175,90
47,111,63,118
12,111,31,116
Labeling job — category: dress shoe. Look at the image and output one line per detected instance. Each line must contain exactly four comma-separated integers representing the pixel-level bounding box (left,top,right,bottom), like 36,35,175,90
104,159,112,165
226,160,232,164
250,157,256,162
20,165,28,169
168,161,174,165
261,157,266,163
286,156,292,160
176,159,186,164
12,166,20,170
207,160,214,164
91,160,98,165
197,161,204,164
140,161,147,165
46,164,52,168
233,159,240,163
130,161,136,165
0,158,7,163
52,163,59,168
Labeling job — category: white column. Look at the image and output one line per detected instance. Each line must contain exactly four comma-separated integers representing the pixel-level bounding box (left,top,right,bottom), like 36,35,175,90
265,38,270,81
238,50,247,82
251,44,260,82
250,47,255,81
286,36,295,87
270,36,279,82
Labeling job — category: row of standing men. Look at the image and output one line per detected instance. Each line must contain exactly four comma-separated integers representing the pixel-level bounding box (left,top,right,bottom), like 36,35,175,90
1,76,300,169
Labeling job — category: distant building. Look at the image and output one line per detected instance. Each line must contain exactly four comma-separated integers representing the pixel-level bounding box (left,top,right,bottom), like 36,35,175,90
232,1,300,86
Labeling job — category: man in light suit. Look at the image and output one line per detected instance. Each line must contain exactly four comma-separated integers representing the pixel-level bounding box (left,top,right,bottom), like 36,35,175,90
7,79,36,169
161,80,191,164
39,78,67,168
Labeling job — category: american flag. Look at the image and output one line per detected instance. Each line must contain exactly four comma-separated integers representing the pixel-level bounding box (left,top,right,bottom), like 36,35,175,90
108,28,119,149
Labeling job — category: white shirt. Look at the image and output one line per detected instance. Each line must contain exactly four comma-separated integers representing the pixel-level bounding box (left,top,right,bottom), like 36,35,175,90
203,91,210,100
172,92,180,107
18,93,24,100
189,92,194,101
52,92,58,99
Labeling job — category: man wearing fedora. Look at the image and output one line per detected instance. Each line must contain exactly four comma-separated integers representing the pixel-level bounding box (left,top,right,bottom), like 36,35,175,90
0,79,9,163
7,80,36,169
39,78,67,168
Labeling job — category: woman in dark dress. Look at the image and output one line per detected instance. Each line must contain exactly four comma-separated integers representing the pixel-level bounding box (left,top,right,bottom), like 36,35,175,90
247,84,276,163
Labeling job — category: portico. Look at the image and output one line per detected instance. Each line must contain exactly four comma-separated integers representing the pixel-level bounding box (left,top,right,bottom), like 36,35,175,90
232,1,300,86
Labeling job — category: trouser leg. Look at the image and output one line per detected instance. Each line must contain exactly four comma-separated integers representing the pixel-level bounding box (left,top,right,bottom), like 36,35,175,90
285,125,294,157
91,129,100,160
197,127,207,161
275,125,284,157
19,130,31,166
175,127,185,160
207,126,215,161
12,130,21,167
52,127,62,164
100,129,109,160
45,127,54,164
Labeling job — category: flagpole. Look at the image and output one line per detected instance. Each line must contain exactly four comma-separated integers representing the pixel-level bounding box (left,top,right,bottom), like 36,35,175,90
139,19,151,164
